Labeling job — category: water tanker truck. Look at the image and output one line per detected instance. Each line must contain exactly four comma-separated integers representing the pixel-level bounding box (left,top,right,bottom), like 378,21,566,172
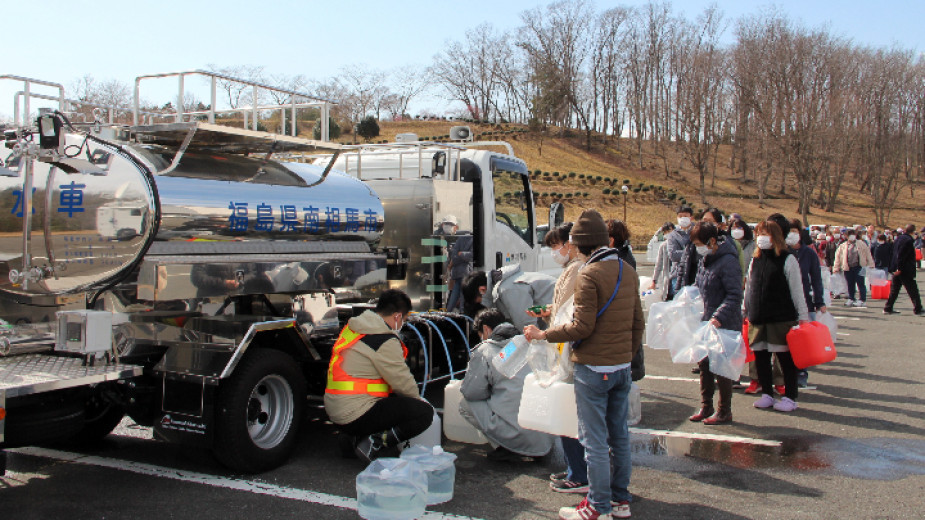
0,72,562,473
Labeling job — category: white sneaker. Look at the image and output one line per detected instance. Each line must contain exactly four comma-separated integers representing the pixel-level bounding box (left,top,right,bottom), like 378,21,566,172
853,300,867,308
843,299,855,307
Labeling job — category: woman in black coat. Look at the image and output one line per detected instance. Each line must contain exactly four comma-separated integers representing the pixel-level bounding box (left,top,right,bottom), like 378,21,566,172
689,222,743,425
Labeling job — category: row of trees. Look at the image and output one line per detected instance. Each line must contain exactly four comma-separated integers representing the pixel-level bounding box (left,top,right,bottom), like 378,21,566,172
432,1,925,225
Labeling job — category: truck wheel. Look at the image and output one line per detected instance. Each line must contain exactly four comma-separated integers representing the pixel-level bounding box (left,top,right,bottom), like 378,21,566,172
213,349,306,473
70,402,125,444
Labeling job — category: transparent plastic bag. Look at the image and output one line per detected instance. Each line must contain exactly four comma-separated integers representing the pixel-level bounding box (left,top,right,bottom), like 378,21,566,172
815,311,838,344
702,324,746,381
527,339,571,387
674,286,705,318
626,383,641,426
830,272,848,297
646,301,677,349
646,236,660,262
668,317,708,363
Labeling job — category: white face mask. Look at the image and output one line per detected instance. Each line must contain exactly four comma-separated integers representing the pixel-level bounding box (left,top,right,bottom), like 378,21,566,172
785,231,800,246
695,244,711,256
833,233,841,240
550,246,569,266
442,224,455,234
678,216,692,229
848,235,857,242
731,228,745,240
757,235,773,250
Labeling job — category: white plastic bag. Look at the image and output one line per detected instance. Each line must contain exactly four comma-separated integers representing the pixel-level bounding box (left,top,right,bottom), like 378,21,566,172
701,324,747,381
866,268,888,287
668,317,708,363
815,311,838,344
830,272,849,297
646,235,661,262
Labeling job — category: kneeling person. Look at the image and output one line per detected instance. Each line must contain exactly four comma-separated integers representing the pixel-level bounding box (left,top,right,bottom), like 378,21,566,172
459,309,554,461
324,289,433,462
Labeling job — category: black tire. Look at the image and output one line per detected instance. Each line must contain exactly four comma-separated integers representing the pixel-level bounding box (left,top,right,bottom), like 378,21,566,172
2,393,85,448
70,402,125,445
212,349,306,473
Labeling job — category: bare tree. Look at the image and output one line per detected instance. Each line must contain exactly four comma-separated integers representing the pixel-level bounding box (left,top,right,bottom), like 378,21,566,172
206,64,266,109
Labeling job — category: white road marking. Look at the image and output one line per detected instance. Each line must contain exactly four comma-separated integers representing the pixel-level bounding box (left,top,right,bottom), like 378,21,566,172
837,332,851,336
9,447,483,520
833,316,861,321
629,428,782,447
644,375,699,382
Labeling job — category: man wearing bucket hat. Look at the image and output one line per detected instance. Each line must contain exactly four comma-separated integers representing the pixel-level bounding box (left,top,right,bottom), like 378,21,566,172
525,209,644,520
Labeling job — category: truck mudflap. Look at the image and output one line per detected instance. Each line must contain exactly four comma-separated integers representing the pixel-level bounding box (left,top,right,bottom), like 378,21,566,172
0,354,142,443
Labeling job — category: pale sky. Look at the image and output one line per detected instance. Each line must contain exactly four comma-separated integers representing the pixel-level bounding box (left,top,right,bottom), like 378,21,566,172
2,0,923,120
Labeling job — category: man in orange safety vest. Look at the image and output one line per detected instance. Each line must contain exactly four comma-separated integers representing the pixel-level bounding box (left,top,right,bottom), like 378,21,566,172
324,289,433,462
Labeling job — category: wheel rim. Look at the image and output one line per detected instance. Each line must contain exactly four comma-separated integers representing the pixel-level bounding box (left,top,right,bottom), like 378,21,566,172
246,374,294,450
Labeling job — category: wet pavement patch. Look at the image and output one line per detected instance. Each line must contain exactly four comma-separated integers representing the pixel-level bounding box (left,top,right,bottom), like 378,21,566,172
630,433,925,481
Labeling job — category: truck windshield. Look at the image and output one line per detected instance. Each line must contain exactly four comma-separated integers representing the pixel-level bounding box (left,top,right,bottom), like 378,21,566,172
492,160,533,247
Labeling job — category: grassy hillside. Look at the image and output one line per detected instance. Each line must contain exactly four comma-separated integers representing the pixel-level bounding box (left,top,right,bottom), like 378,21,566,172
342,121,922,249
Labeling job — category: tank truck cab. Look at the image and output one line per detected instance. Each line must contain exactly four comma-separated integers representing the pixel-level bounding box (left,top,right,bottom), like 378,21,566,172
309,129,565,309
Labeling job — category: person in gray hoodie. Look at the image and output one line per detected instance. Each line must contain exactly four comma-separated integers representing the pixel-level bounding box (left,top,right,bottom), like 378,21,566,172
459,309,554,461
689,222,743,425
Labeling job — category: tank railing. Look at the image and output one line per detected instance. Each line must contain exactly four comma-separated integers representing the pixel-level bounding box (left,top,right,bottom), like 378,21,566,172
0,75,66,127
179,101,328,137
312,141,470,181
14,91,168,126
133,70,336,140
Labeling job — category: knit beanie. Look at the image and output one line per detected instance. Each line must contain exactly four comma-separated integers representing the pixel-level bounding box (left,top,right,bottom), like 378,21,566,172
570,210,609,247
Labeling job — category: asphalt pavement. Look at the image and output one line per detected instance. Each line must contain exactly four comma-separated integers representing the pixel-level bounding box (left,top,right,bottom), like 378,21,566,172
2,265,925,519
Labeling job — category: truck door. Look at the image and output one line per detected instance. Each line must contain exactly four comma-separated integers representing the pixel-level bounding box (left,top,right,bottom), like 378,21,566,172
488,158,536,271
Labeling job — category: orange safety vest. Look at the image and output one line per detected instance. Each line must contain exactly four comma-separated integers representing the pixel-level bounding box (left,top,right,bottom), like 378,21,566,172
325,324,408,398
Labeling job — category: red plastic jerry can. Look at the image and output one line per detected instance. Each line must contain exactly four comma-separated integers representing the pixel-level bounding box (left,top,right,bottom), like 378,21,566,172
743,319,755,363
870,281,891,300
786,322,837,369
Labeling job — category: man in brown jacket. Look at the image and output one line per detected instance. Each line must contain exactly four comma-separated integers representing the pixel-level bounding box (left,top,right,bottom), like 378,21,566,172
525,209,644,520
324,289,433,462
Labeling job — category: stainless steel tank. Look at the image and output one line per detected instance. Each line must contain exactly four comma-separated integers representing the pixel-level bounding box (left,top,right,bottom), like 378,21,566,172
0,132,385,297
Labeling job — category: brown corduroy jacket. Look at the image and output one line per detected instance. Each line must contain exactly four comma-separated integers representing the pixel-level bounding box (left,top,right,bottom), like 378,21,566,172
544,249,644,366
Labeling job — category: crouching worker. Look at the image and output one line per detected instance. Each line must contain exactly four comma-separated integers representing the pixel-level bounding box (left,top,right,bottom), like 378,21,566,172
324,289,434,462
459,309,554,461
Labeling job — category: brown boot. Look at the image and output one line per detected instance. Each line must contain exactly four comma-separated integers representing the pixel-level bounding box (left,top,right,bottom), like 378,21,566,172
703,410,732,425
689,407,715,422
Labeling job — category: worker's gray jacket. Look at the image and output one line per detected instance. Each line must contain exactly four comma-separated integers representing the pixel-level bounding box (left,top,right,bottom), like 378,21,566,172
488,264,556,330
459,323,554,457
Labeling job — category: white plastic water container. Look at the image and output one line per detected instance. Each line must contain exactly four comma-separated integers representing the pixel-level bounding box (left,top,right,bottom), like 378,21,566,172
356,458,427,520
399,445,458,505
407,409,441,449
491,335,531,379
517,373,579,438
627,383,641,426
442,379,489,445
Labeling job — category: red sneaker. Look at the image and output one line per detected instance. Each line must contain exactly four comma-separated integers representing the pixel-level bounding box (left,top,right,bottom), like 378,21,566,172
744,381,762,394
559,498,612,520
774,385,786,396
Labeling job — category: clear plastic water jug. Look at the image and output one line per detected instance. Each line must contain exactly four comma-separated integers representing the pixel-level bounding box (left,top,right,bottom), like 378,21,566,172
399,445,458,505
356,458,427,520
442,379,489,444
491,335,531,379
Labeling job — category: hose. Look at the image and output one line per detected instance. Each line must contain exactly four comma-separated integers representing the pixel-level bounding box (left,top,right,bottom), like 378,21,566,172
422,318,458,381
423,312,470,358
402,321,430,395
